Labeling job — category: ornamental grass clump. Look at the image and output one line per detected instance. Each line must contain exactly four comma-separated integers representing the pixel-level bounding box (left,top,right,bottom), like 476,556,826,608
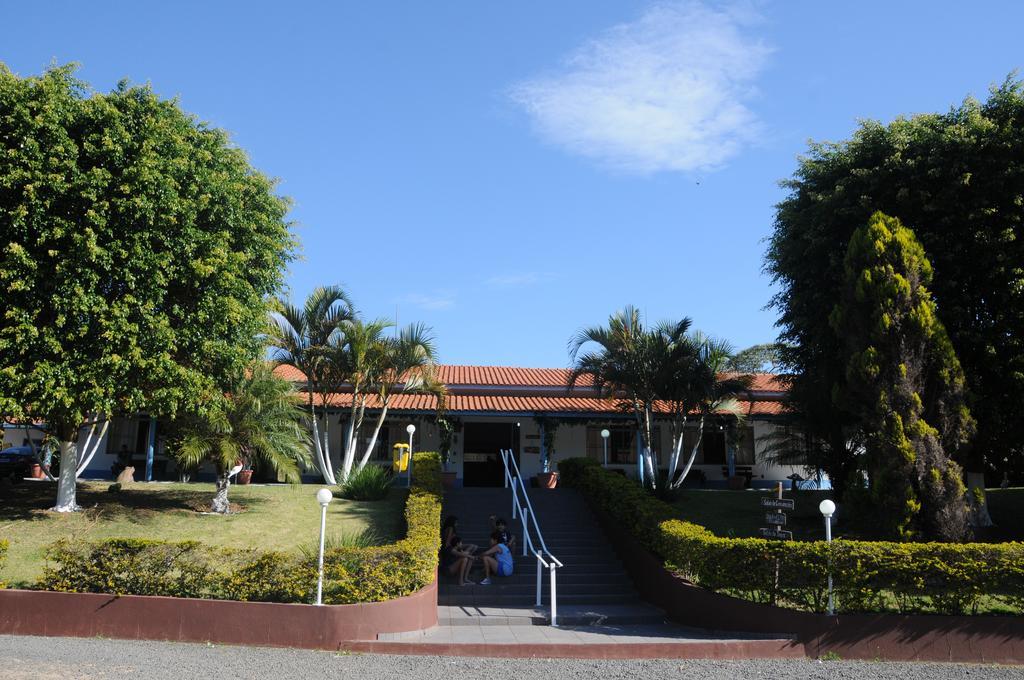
338,464,393,501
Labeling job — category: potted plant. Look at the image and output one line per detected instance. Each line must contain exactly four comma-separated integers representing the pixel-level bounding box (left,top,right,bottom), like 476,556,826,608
438,417,459,490
237,459,253,485
534,417,560,489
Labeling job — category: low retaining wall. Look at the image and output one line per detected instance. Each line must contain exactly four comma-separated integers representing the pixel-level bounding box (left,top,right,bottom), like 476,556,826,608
594,506,1024,664
0,576,437,649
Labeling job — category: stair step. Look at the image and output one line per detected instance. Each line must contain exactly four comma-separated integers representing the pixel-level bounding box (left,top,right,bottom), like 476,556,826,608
439,593,639,606
440,573,632,585
438,605,668,627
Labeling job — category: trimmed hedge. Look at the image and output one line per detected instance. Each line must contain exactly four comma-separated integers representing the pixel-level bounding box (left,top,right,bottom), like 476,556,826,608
565,457,1024,615
37,452,442,605
556,456,601,488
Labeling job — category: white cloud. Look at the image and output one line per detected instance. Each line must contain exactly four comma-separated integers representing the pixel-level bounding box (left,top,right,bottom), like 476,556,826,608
507,2,771,173
485,272,554,288
404,292,456,311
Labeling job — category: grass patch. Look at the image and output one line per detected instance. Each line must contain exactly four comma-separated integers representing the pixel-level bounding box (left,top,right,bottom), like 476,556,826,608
671,488,835,541
0,480,407,588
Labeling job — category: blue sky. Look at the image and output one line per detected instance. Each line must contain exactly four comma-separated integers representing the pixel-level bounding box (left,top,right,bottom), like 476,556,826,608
4,1,1022,367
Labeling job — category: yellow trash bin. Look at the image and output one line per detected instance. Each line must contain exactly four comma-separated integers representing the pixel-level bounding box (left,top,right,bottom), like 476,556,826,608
392,443,410,473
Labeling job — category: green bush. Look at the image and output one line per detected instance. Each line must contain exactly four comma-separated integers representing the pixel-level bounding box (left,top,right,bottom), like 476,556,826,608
37,452,443,605
338,464,393,501
576,465,1024,615
557,456,602,488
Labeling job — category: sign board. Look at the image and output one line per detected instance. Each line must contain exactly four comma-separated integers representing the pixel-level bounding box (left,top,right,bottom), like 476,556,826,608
761,497,795,510
765,512,787,526
759,528,793,540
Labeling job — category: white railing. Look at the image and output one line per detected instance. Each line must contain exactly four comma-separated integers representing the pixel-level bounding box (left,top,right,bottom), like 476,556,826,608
499,448,563,626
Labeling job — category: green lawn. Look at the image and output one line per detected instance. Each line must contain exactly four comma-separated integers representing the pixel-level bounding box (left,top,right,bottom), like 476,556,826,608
0,480,407,588
672,487,1024,543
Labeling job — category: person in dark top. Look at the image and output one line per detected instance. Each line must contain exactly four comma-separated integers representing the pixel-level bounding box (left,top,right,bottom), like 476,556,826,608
490,515,516,554
441,532,477,586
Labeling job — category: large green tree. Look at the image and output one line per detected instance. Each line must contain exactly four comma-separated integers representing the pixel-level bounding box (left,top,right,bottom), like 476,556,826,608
0,65,295,511
766,77,1024,487
831,213,972,541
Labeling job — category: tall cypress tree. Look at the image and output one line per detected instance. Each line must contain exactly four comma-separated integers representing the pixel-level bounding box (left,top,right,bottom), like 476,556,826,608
830,212,972,541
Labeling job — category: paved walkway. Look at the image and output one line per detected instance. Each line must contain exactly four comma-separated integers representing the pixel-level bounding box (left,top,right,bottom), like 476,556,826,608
3,635,1019,679
369,607,800,659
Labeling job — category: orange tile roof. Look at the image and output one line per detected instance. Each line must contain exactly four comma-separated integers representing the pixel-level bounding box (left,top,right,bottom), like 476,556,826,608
274,363,786,391
275,363,788,417
313,392,786,417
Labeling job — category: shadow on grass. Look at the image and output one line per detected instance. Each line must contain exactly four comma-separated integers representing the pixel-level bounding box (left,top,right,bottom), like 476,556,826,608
0,481,269,523
330,488,409,542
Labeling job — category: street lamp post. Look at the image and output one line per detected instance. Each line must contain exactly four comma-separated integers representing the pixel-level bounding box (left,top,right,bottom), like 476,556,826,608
406,424,416,487
600,429,610,467
315,488,333,606
819,498,836,615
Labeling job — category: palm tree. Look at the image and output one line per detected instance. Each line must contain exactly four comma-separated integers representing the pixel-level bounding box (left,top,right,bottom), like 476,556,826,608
267,286,354,484
173,362,312,513
353,322,445,475
665,332,753,489
568,306,664,486
333,316,393,480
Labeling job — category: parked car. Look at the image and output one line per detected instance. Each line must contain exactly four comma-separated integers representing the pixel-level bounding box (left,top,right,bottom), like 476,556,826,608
0,446,36,479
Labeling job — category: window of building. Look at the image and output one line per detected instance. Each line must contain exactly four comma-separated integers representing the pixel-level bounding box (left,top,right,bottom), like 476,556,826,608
735,426,756,465
682,426,727,465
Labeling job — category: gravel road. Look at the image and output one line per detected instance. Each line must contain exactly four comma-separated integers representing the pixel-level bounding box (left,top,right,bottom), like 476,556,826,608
1,635,1021,680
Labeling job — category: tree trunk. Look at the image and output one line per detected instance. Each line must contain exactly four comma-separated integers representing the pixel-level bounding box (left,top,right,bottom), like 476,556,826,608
966,471,994,527
342,397,367,483
641,407,657,488
52,439,80,513
673,416,706,489
76,419,110,477
357,400,391,471
211,473,231,514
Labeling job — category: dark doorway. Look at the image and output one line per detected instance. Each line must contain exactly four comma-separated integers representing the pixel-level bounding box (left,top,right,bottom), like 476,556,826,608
462,422,519,487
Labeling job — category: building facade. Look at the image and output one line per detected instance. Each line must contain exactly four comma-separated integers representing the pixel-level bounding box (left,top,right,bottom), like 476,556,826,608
5,365,816,488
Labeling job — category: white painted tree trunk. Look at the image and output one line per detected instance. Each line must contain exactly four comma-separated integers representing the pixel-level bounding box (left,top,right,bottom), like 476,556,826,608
667,433,684,485
52,440,80,513
76,420,110,477
642,408,657,489
966,471,994,527
310,408,336,485
321,415,333,481
357,401,390,471
211,473,231,514
341,399,366,483
671,416,705,489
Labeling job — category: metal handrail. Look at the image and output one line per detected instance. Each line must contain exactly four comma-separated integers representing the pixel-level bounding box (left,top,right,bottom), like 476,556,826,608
500,448,562,626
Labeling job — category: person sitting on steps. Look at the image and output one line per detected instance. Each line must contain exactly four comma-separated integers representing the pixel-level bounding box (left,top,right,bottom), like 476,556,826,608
441,532,478,586
478,531,514,585
442,515,478,554
489,515,516,554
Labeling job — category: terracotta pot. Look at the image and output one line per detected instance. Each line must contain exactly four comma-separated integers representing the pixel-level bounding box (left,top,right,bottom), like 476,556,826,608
30,463,44,480
536,472,559,489
440,471,457,490
237,469,253,485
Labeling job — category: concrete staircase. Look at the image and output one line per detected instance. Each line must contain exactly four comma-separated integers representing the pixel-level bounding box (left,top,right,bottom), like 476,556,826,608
439,486,666,625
